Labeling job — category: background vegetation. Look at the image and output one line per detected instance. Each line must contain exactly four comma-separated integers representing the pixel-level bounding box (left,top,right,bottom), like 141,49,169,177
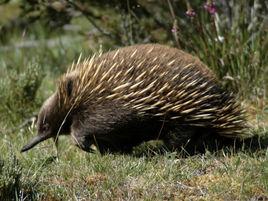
0,0,267,200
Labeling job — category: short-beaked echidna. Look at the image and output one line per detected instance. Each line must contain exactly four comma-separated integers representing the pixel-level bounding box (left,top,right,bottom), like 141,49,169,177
21,44,248,154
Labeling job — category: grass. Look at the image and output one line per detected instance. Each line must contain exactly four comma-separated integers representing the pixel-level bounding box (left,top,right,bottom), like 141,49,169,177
0,1,268,200
1,137,268,200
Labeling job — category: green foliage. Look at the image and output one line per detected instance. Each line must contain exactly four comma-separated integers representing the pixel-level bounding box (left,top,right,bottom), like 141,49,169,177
261,158,268,191
0,153,37,201
8,62,43,103
179,1,268,98
0,61,44,124
0,155,21,200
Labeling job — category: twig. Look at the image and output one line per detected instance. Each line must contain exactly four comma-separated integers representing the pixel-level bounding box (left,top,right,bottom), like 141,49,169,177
222,0,233,28
167,0,181,48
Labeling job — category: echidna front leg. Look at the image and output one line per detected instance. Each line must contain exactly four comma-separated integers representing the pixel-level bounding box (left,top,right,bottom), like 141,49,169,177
69,112,105,152
70,112,127,153
70,125,133,153
70,128,93,152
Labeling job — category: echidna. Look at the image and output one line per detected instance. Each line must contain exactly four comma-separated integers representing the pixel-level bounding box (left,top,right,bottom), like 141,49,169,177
21,44,248,154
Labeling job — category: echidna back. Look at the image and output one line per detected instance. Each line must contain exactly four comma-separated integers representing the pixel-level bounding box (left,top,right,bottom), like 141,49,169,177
59,44,247,142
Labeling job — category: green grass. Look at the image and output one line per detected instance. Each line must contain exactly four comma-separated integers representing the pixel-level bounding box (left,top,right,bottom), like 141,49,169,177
0,1,268,200
1,136,268,200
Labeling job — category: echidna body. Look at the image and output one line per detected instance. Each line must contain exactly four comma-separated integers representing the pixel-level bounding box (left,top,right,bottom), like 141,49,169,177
21,44,248,153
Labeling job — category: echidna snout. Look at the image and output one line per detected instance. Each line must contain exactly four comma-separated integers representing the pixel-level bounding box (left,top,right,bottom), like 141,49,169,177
21,93,72,152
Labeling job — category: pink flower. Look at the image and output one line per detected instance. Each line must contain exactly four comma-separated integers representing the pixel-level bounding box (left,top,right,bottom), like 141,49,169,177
186,9,196,18
204,1,217,15
171,27,177,33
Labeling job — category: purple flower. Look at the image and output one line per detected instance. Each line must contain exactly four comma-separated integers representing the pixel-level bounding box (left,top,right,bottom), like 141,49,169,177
204,1,217,15
171,27,177,33
186,9,196,18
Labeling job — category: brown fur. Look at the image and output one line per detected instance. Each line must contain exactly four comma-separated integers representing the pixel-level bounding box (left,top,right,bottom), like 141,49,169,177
21,44,248,154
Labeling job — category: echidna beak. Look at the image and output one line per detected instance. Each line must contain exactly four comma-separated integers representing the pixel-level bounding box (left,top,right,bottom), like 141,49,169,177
21,134,50,152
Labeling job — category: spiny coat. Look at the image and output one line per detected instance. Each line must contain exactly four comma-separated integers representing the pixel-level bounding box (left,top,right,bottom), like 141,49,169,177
21,44,248,154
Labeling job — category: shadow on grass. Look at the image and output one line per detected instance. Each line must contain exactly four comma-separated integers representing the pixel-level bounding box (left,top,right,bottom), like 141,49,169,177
131,134,268,158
